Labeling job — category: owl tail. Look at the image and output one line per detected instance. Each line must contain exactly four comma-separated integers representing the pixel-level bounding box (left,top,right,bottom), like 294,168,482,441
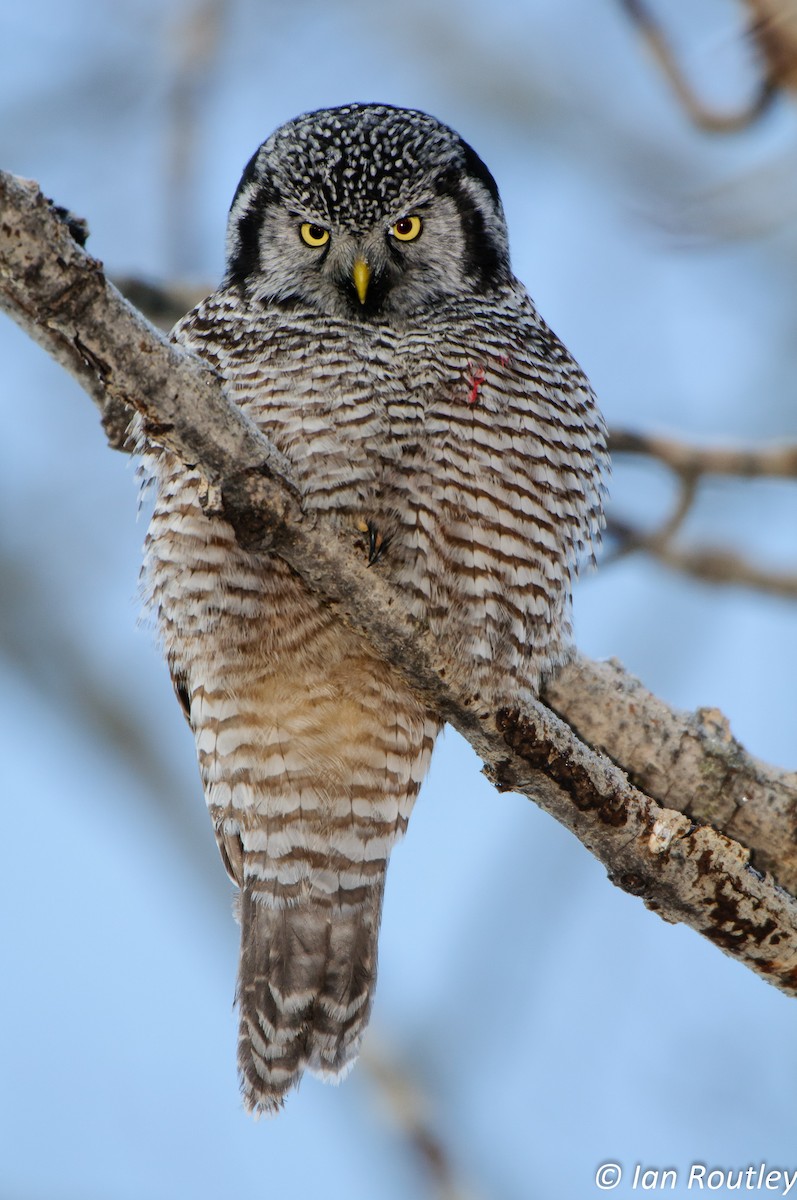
236,878,385,1115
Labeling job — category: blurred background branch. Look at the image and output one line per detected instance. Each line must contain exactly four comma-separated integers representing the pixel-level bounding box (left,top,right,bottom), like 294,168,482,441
362,1041,482,1200
620,0,797,129
608,428,797,477
165,0,227,277
606,428,797,596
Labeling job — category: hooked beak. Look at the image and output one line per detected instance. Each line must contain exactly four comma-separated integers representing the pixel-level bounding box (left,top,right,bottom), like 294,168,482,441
352,257,371,305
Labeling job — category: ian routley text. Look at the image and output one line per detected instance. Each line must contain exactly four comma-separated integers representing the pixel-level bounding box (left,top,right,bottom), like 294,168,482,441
595,1162,797,1193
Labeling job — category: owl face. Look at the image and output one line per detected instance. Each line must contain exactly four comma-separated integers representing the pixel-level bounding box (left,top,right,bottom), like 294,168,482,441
224,104,511,321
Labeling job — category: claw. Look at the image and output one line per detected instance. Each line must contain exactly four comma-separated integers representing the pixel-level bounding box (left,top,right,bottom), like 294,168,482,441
356,517,388,565
367,522,387,565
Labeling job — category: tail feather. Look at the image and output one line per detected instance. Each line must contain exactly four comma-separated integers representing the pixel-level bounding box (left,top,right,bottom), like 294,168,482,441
237,879,385,1115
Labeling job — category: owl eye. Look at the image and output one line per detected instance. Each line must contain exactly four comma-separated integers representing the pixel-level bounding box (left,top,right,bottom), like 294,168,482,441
391,215,423,242
300,222,330,248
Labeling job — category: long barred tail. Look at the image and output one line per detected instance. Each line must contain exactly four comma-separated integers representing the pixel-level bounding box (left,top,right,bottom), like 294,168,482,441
236,879,385,1115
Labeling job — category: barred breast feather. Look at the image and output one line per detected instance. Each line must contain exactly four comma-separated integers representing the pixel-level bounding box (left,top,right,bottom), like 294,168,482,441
163,282,605,698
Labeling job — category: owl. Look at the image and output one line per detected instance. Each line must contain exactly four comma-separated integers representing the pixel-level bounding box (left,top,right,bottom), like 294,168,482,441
141,103,607,1115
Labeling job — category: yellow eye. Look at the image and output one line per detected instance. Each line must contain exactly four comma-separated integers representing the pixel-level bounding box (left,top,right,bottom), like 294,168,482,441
391,215,423,242
300,222,330,248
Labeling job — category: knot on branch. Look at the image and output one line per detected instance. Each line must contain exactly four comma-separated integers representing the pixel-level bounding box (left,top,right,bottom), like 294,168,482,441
50,203,90,247
607,869,652,897
220,462,303,554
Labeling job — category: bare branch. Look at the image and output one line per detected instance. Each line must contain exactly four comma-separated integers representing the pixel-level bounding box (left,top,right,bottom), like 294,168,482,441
544,655,797,896
609,428,797,480
4,169,797,999
606,429,797,596
113,276,209,332
606,517,797,598
620,0,776,131
362,1041,478,1200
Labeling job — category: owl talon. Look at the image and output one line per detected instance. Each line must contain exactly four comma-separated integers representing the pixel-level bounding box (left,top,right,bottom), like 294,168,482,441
356,519,388,565
368,524,387,565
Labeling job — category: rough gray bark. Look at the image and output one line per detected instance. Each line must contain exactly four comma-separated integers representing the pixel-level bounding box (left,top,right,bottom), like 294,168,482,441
545,656,797,897
3,169,797,996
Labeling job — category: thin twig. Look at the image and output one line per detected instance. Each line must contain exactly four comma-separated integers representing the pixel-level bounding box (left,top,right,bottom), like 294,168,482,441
607,518,797,599
362,1041,481,1200
609,428,797,479
165,0,226,276
607,429,797,594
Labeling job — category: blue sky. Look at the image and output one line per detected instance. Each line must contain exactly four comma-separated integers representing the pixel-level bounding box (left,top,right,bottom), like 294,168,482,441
3,2,797,1197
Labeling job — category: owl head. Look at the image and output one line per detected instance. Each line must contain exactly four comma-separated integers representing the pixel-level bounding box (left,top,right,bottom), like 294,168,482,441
224,103,511,320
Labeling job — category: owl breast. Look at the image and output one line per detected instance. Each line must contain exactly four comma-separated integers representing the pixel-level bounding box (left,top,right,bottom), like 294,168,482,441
175,285,604,708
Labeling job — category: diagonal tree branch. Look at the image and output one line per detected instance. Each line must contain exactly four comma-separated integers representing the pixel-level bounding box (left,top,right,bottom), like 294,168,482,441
545,655,797,896
3,169,797,998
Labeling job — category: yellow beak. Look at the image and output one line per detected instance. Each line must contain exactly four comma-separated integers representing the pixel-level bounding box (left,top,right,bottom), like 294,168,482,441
353,258,371,305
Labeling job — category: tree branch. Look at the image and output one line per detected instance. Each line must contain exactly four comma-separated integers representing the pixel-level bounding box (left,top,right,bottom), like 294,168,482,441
545,655,797,896
609,428,797,480
606,519,797,599
619,0,777,132
361,1040,473,1200
606,429,797,597
3,169,797,998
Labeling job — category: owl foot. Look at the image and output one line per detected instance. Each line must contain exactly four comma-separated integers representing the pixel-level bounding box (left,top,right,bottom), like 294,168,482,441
356,518,389,565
